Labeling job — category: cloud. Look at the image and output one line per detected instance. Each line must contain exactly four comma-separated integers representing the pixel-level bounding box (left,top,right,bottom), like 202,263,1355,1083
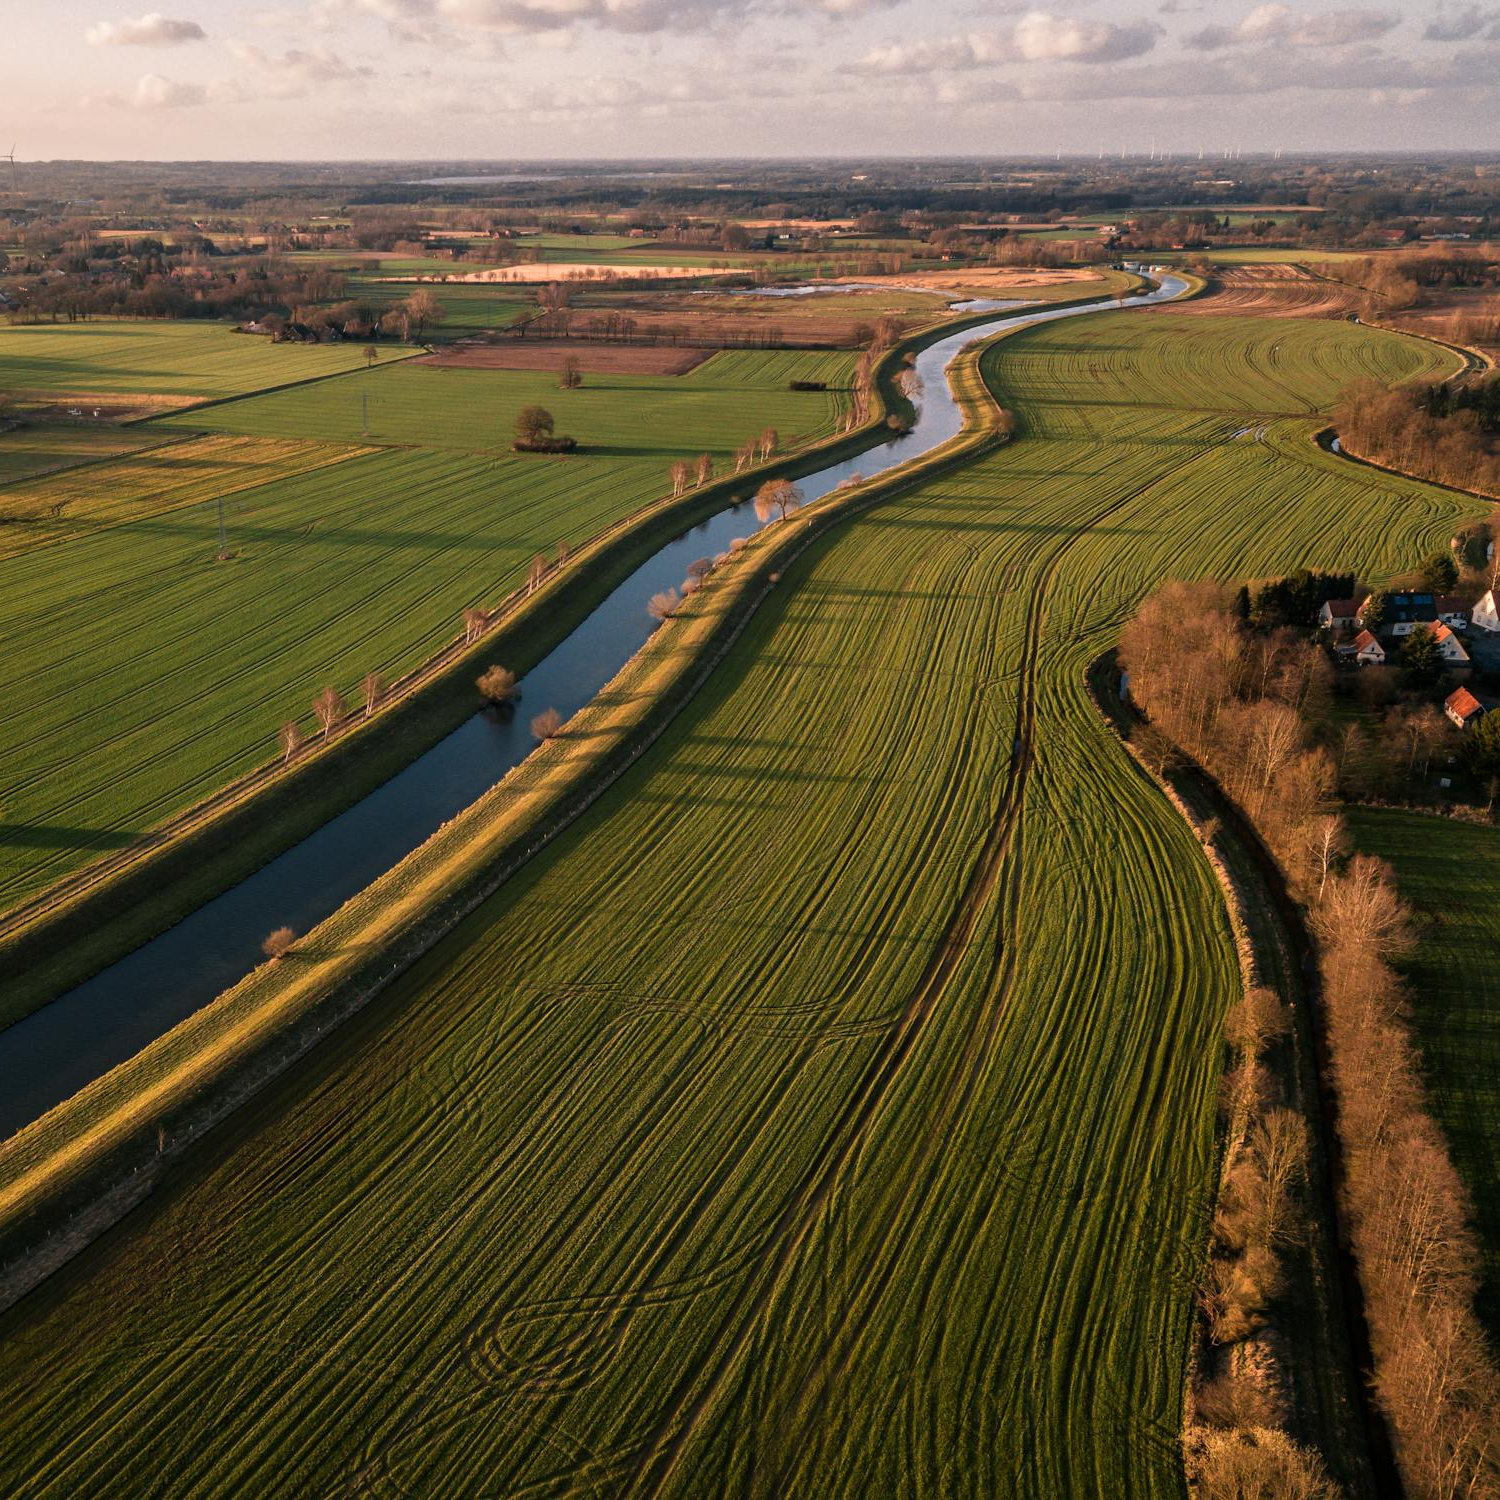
1013,10,1161,59
850,9,1160,72
1422,3,1500,36
1185,3,1400,48
85,12,207,45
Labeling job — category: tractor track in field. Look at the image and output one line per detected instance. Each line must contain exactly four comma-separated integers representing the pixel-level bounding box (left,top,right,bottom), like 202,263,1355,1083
620,452,1189,1498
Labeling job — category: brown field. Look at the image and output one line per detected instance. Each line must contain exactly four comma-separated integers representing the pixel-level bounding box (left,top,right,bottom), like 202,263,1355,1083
1382,289,1500,355
17,391,202,420
398,262,751,285
1160,264,1358,319
891,266,1103,293
416,340,713,375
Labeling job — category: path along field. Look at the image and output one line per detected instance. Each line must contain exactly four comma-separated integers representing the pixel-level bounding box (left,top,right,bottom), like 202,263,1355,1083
0,314,1470,1497
1344,808,1500,1341
0,346,855,910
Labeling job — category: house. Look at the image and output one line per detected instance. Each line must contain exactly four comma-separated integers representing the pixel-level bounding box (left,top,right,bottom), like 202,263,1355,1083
1435,595,1469,629
1473,589,1500,633
1359,590,1437,637
1319,598,1361,633
1352,629,1385,665
1427,622,1471,665
1445,686,1486,730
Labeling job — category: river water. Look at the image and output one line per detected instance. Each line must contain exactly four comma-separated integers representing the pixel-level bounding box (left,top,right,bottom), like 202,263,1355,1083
0,274,1185,1139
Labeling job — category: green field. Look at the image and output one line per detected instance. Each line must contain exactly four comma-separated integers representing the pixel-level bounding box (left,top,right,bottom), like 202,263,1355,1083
0,312,1474,1496
345,280,533,338
1346,808,1500,1338
152,349,855,456
0,321,380,399
0,349,855,909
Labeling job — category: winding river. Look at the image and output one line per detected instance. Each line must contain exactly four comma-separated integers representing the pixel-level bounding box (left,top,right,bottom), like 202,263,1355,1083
0,274,1187,1139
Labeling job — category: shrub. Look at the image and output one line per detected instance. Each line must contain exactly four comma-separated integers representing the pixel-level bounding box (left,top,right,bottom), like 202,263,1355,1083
477,665,518,705
261,926,296,961
530,707,563,740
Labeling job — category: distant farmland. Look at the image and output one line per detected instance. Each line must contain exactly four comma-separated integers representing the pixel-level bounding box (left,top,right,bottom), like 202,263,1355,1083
0,311,1471,1497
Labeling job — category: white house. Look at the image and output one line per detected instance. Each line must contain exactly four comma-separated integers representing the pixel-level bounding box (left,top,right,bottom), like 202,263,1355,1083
1319,598,1361,633
1352,629,1386,665
1428,622,1471,664
1473,589,1500,634
1435,595,1469,629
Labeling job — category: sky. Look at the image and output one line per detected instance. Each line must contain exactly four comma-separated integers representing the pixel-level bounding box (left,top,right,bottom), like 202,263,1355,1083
7,0,1500,159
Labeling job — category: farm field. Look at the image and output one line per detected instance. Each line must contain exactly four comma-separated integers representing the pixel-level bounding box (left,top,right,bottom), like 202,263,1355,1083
1157,264,1357,320
1345,808,1500,1340
0,423,161,484
0,349,856,909
151,348,856,457
345,281,533,339
0,310,1476,1497
0,321,383,402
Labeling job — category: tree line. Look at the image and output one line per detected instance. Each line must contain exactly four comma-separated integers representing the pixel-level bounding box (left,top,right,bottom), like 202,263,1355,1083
1121,580,1500,1499
1333,376,1500,499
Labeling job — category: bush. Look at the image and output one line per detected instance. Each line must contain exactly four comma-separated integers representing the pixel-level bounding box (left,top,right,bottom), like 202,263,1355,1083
788,379,827,391
477,665,518,705
261,926,296,961
530,707,563,740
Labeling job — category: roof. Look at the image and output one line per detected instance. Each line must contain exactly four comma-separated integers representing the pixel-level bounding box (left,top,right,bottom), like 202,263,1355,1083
1431,622,1466,648
1446,686,1484,721
1353,629,1380,650
1435,595,1467,614
1323,599,1360,618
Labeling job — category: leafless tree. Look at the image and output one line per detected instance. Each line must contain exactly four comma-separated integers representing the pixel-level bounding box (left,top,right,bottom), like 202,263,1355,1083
262,926,297,961
463,606,490,644
686,556,715,585
477,665,518,705
361,671,385,719
530,706,563,740
756,426,779,461
278,720,303,764
754,478,802,524
695,452,713,486
647,587,679,621
529,553,547,593
313,686,345,737
558,355,582,390
403,289,443,342
670,459,692,497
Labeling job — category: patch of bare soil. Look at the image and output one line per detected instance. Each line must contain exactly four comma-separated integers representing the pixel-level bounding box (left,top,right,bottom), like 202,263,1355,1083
417,341,714,375
16,392,200,421
1159,265,1358,319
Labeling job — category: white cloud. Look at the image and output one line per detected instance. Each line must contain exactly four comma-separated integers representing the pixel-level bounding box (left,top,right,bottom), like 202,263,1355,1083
1186,4,1400,48
851,10,1159,72
85,12,207,45
1422,3,1500,37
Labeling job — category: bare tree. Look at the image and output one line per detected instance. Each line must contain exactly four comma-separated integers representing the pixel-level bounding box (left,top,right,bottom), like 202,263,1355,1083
529,553,547,593
278,720,304,765
558,354,582,390
477,665,518,705
530,707,563,740
754,478,803,524
670,459,692,497
402,289,444,342
463,606,490,644
1306,813,1349,898
695,452,713,486
685,556,715,586
756,426,780,461
647,587,679,621
1224,987,1292,1059
313,686,345,737
361,671,385,719
262,926,297,961
557,539,570,568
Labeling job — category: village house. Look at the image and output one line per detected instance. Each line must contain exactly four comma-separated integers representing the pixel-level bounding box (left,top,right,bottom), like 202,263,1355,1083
1435,595,1469,629
1318,598,1361,633
1357,590,1438,638
1427,621,1471,664
1445,685,1486,730
1473,588,1500,633
1352,629,1385,665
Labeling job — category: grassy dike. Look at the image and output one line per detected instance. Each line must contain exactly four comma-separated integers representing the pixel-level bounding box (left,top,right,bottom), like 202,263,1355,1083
0,324,1022,1312
0,294,1075,1030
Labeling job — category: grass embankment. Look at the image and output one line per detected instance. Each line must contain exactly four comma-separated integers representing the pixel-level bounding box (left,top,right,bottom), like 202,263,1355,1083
1346,808,1500,1342
0,348,856,920
0,312,1472,1497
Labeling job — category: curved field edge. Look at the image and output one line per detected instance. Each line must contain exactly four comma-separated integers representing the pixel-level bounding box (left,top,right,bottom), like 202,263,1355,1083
0,334,1017,1305
0,299,1040,1030
0,308,1470,1500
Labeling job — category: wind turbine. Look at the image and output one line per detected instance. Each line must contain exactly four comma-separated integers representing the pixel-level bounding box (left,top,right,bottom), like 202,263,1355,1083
3,146,17,204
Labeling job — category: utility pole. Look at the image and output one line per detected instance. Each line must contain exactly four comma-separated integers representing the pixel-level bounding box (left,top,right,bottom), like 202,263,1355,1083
362,389,369,437
217,496,227,559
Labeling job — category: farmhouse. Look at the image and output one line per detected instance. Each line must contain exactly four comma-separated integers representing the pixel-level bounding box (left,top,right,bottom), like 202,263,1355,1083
1445,686,1486,730
1352,629,1385,665
1318,598,1361,632
1473,589,1500,633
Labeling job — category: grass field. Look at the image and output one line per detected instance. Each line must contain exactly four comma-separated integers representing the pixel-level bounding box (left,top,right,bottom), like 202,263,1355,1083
0,311,1475,1496
0,321,380,400
1345,808,1500,1340
346,280,534,338
0,349,856,909
151,348,855,457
